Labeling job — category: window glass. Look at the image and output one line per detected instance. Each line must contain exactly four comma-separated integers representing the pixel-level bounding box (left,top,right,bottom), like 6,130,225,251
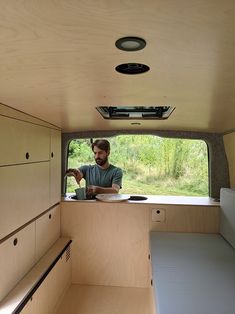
66,135,208,196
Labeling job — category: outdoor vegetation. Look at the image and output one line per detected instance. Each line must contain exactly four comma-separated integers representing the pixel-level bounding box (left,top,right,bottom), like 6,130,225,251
66,135,209,196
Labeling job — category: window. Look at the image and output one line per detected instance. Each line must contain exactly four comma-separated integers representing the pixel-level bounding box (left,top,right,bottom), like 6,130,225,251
66,135,208,196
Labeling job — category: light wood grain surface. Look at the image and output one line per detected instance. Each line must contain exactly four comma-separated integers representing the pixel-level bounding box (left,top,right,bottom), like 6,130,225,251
0,162,50,240
61,202,151,288
224,132,235,187
62,194,220,206
0,238,71,314
55,284,155,314
61,200,219,288
0,2,234,132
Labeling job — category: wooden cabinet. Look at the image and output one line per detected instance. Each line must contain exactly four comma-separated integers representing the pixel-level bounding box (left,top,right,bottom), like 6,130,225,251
0,113,61,240
0,106,63,312
0,116,50,166
0,223,35,302
20,297,34,314
50,129,61,206
33,251,71,314
36,205,61,260
21,248,71,314
0,162,50,240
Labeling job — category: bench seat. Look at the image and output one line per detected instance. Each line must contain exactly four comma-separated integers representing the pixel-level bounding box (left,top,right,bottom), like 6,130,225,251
150,232,235,314
0,237,71,314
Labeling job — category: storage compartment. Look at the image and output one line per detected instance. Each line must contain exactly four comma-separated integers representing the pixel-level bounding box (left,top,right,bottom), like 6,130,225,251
0,115,50,166
20,242,71,314
0,239,71,314
0,162,50,240
36,205,61,260
0,222,35,302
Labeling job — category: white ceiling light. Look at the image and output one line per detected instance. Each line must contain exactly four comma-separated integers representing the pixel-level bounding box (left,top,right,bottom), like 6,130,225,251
115,37,146,51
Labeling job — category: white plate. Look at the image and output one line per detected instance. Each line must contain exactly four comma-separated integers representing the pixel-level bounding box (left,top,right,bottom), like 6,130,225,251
96,194,130,202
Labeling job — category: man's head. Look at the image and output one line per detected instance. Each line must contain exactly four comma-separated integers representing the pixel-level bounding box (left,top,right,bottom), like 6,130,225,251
91,139,110,167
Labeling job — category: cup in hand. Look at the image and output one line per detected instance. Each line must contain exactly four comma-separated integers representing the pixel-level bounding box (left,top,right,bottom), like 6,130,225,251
87,185,96,195
75,187,86,200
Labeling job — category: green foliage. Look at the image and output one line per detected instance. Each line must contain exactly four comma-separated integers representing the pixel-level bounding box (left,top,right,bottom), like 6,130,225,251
66,135,209,196
68,139,93,163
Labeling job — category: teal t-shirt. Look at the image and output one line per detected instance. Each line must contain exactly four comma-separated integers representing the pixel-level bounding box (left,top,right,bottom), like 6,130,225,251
79,164,123,189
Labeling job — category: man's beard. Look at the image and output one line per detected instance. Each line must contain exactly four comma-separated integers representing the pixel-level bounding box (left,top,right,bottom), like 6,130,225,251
95,157,107,166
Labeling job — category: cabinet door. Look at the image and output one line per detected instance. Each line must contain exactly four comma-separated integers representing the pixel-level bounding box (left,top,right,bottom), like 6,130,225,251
0,223,35,302
0,115,50,166
0,162,50,240
35,205,61,261
50,129,61,206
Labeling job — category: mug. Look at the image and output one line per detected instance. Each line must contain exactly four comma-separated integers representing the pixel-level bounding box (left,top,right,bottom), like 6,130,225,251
75,187,86,200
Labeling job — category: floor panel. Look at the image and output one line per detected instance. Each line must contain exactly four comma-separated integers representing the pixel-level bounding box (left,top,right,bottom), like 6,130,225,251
55,284,155,314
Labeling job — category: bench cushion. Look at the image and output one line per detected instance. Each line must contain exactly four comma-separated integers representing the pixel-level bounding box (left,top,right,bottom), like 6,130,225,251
150,232,235,314
220,188,235,249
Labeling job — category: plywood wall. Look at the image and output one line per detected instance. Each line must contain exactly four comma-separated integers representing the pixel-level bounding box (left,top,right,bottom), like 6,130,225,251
223,132,235,187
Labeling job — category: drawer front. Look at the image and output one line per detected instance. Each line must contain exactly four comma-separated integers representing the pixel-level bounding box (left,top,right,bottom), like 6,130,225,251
36,205,61,260
0,223,35,302
0,116,50,166
0,162,50,240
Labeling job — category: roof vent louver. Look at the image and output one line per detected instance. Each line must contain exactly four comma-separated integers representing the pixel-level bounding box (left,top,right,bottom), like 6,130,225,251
96,106,175,120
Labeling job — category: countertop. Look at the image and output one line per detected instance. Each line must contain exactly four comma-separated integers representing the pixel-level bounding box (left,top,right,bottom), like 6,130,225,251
61,194,220,206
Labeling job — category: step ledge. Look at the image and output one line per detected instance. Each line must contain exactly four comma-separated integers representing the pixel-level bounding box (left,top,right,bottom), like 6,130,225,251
0,237,72,314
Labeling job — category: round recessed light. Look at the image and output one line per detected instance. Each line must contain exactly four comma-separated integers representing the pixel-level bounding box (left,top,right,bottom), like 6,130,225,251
115,37,146,51
115,63,150,75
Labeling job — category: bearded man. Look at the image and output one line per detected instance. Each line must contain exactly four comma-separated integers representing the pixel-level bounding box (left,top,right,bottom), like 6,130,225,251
66,139,123,196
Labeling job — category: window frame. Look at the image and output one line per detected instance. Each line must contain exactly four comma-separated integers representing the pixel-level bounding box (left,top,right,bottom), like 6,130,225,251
61,130,230,200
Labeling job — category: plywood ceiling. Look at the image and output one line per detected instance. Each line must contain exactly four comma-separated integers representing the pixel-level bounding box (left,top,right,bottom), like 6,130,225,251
0,0,235,133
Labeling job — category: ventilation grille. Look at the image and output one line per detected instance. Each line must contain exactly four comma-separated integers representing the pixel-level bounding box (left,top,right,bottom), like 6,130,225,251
96,106,175,120
65,245,71,262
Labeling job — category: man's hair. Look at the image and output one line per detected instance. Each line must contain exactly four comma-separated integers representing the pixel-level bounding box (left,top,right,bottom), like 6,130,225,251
92,139,110,152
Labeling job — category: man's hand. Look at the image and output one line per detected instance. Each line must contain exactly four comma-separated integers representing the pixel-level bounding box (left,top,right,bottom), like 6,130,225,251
87,185,98,195
65,168,83,184
87,184,120,195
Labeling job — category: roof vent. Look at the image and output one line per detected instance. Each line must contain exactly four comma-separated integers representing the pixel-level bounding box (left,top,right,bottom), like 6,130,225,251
96,106,175,120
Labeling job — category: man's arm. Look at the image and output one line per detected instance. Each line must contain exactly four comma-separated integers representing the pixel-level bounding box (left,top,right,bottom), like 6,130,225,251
87,183,120,195
66,168,84,184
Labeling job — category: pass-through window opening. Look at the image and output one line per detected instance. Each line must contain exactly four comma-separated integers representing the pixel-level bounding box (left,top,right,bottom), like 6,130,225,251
65,135,209,196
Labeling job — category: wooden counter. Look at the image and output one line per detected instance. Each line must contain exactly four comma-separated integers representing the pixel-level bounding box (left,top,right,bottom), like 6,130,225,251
62,194,220,206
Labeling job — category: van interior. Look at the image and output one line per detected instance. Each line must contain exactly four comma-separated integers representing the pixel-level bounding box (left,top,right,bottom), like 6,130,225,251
0,1,235,314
